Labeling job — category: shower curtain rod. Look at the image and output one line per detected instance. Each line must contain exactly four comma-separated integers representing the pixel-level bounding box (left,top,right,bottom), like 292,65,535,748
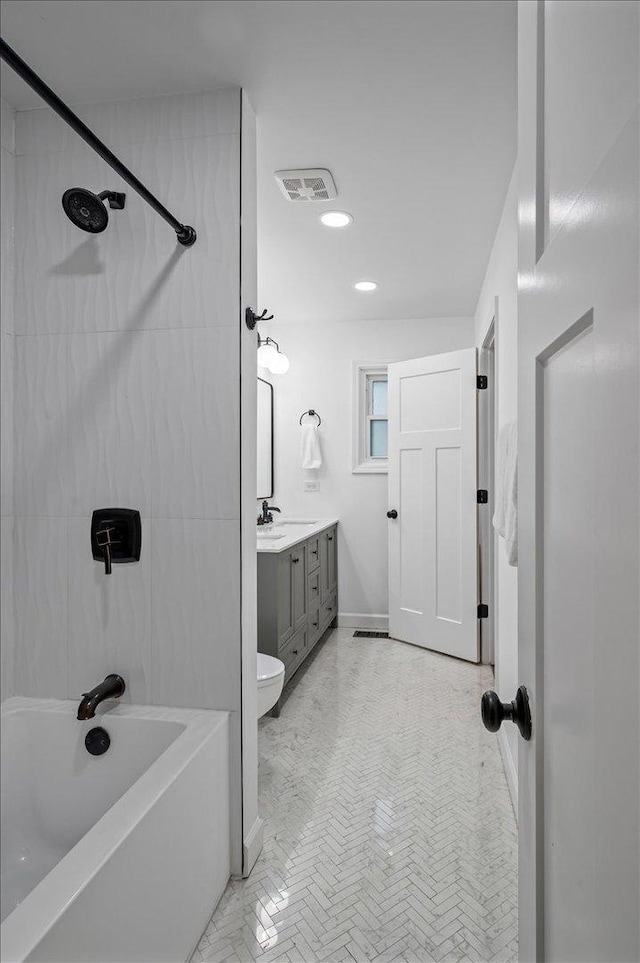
0,38,197,246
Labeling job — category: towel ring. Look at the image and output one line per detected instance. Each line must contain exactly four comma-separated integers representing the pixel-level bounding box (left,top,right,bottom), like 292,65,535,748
299,409,322,427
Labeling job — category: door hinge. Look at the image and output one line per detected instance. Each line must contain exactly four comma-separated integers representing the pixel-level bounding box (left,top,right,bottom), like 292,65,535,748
477,603,489,619
477,489,489,503
477,375,488,389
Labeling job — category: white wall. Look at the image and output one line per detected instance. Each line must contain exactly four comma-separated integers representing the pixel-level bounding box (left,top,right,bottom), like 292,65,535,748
264,316,475,622
1,97,15,701
474,167,519,800
6,89,254,870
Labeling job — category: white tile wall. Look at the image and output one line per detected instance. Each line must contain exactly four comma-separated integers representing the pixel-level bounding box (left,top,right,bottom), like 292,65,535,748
0,516,13,701
13,515,67,697
67,331,153,515
149,327,240,519
1,332,13,515
15,89,240,156
150,518,240,709
1,97,15,700
67,516,152,703
10,89,244,710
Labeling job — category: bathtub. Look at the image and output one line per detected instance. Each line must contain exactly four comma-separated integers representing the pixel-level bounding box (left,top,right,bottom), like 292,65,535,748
1,697,230,963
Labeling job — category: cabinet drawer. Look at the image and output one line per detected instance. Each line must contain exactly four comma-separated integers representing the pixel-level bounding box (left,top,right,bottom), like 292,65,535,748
320,593,337,629
307,569,320,609
280,625,307,680
307,536,320,572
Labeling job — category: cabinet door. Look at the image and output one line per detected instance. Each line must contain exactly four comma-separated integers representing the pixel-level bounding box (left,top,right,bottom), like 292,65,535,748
320,530,330,603
291,545,307,632
327,527,337,594
320,528,337,603
277,553,294,645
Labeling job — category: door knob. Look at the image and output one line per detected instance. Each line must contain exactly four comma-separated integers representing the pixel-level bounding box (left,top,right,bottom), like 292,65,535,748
387,509,398,519
481,685,532,741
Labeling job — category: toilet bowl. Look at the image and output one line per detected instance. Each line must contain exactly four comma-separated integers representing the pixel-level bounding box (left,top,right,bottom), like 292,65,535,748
257,653,285,718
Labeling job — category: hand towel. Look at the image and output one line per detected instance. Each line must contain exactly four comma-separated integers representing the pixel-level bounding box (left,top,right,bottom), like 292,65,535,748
301,424,322,470
493,421,518,566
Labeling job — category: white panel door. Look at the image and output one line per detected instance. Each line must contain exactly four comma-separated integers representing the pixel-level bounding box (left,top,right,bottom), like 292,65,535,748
517,2,639,960
388,348,478,662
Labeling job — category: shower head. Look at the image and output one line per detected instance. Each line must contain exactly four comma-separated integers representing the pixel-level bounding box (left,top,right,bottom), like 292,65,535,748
61,188,126,233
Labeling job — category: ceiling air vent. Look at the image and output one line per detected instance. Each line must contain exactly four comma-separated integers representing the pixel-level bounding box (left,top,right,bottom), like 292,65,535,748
274,168,337,202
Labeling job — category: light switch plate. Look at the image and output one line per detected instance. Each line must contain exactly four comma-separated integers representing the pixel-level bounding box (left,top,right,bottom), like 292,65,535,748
304,480,320,492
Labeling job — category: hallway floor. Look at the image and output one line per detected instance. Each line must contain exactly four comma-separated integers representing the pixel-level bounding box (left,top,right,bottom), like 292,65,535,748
193,629,518,963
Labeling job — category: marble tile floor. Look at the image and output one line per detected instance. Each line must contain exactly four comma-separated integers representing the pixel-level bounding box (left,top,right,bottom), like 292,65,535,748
192,629,518,963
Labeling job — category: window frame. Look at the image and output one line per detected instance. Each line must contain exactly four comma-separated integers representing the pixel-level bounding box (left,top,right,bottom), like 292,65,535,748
352,362,389,474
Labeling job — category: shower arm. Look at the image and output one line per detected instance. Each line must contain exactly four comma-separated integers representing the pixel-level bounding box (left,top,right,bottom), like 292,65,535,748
0,37,196,246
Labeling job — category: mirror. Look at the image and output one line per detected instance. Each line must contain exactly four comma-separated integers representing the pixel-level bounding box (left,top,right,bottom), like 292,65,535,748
257,377,274,499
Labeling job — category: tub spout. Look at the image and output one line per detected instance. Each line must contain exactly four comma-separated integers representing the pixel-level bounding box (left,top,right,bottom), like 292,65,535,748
77,674,125,720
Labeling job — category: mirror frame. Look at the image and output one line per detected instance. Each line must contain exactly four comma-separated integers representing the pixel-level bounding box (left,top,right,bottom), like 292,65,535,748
257,377,274,500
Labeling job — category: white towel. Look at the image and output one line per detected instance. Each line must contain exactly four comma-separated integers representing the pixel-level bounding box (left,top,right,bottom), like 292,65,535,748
493,421,518,566
301,424,322,469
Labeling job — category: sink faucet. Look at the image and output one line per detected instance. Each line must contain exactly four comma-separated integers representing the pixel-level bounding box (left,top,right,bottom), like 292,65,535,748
77,674,126,720
257,500,281,526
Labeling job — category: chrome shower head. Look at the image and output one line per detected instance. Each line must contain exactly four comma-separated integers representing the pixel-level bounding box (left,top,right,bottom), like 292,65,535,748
61,188,126,233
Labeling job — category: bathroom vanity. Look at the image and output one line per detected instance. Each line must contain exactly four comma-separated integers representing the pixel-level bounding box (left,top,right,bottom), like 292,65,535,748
257,519,339,714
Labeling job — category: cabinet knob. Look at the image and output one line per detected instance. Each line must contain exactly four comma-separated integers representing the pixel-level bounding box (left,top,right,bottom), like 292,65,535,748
312,621,318,628
327,535,333,541
387,509,398,519
292,557,299,564
292,649,298,655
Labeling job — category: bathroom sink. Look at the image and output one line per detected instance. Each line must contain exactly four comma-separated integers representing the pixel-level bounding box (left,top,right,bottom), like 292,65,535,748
282,520,318,526
256,530,286,540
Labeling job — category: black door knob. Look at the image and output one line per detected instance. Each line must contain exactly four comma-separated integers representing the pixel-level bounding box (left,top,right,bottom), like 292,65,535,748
387,509,398,519
481,685,532,741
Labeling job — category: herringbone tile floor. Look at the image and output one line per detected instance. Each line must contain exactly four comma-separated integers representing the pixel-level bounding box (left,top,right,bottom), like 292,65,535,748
193,630,518,963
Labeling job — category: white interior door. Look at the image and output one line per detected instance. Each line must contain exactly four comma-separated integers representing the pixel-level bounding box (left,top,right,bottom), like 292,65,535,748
517,2,639,960
388,348,479,662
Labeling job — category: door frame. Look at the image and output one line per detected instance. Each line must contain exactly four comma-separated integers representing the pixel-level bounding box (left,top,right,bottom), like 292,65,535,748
478,313,496,665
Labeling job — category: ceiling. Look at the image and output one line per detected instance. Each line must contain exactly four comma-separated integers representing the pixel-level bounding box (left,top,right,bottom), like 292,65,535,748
0,1,517,323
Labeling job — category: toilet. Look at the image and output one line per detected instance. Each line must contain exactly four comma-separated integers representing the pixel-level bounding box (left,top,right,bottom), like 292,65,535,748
257,653,285,718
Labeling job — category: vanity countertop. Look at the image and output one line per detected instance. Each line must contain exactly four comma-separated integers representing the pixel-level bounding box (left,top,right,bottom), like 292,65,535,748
256,518,339,554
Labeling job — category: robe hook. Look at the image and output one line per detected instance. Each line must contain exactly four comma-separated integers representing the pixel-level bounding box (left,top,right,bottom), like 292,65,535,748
245,307,274,330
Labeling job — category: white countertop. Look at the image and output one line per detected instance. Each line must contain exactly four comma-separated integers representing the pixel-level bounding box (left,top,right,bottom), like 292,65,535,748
256,518,339,553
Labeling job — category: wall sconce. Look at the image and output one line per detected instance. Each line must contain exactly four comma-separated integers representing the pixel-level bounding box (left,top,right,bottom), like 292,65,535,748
258,336,290,374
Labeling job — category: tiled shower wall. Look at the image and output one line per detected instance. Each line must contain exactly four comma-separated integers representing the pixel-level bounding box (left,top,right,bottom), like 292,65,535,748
9,89,244,711
1,98,15,700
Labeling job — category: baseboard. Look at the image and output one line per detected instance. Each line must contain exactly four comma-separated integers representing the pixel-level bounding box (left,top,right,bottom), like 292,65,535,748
241,816,264,878
338,613,389,631
498,727,518,821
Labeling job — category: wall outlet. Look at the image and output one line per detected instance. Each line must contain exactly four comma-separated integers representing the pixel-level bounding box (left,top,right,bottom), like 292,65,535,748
304,480,320,492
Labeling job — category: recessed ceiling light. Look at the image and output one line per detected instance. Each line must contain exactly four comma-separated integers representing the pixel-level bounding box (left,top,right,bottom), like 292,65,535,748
320,211,353,228
354,280,378,292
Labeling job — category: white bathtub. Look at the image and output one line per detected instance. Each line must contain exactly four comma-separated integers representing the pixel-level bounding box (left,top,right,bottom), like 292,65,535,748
1,697,230,963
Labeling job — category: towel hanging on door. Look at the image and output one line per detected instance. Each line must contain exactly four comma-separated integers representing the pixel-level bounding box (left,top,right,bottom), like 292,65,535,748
493,421,518,566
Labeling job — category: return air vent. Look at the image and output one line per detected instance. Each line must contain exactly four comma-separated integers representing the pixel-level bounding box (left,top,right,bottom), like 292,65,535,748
274,168,337,202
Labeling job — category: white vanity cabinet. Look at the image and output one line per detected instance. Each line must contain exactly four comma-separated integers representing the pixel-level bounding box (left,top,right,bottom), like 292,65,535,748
258,521,338,715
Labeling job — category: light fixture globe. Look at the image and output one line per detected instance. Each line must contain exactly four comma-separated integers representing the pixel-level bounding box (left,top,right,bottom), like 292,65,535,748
270,351,290,374
257,342,278,368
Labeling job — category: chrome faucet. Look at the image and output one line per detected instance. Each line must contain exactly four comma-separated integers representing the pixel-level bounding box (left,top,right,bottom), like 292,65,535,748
77,674,125,720
257,500,281,525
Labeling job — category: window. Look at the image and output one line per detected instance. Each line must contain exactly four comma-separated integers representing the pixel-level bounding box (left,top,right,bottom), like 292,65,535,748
352,363,389,473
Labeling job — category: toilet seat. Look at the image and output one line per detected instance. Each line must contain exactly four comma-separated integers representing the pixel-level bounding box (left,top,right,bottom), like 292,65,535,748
257,653,284,687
